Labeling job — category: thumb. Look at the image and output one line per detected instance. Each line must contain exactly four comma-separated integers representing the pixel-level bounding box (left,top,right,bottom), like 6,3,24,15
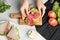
42,7,46,17
20,8,26,17
26,8,29,16
38,8,42,16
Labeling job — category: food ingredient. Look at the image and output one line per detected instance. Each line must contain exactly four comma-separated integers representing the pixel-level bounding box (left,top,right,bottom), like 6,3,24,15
0,1,11,13
48,18,58,27
52,1,59,14
57,8,60,18
48,10,57,18
58,18,60,24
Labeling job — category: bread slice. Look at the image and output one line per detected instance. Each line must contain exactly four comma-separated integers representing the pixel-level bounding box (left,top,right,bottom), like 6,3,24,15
7,26,20,40
0,21,11,34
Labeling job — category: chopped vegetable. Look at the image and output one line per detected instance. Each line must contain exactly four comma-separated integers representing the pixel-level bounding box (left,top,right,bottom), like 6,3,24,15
0,1,11,13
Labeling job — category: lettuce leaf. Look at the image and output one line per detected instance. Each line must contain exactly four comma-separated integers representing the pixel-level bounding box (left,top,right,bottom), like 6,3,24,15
52,1,59,14
0,34,7,36
24,17,28,24
58,18,60,24
30,8,38,14
58,8,60,18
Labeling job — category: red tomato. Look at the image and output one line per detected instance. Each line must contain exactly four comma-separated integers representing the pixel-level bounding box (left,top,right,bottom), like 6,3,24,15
48,10,57,18
48,18,58,27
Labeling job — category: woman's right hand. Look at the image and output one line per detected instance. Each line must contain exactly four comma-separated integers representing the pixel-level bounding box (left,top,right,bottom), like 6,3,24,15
20,0,29,18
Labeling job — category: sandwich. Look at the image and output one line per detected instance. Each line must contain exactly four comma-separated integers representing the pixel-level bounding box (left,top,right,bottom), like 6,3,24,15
0,21,11,35
24,8,42,26
10,6,42,26
7,26,20,40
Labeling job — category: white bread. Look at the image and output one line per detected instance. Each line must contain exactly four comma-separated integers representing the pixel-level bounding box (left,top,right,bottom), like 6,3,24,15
7,26,20,40
0,21,11,34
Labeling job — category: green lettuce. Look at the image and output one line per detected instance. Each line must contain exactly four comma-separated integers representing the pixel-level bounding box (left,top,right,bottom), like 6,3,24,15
58,18,60,24
52,1,59,14
58,8,60,18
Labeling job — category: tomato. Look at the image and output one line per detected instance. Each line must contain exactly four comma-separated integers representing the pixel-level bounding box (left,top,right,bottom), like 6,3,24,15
48,18,58,27
48,10,57,18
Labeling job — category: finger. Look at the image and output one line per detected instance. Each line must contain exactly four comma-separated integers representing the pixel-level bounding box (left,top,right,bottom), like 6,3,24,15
38,7,41,16
26,8,29,16
20,7,26,17
42,7,46,17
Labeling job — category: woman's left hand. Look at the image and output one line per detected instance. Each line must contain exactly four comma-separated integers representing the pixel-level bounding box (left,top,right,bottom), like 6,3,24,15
37,0,46,17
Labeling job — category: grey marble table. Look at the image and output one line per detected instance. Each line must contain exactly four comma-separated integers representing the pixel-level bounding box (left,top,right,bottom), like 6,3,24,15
0,0,47,40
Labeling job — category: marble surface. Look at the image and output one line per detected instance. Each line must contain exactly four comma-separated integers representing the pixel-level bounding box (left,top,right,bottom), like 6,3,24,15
0,0,48,40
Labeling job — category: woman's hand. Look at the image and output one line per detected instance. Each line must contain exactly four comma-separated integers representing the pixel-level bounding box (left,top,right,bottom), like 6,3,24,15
20,0,29,17
37,0,46,17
